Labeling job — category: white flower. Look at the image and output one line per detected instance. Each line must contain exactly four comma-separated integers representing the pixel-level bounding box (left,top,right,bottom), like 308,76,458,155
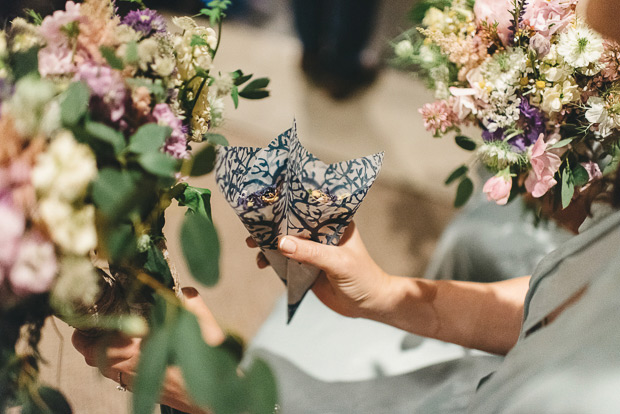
172,16,197,31
9,234,57,296
394,40,414,58
541,84,563,113
207,94,225,128
51,256,100,307
152,55,175,77
138,37,160,71
38,199,97,255
557,24,603,69
422,7,447,30
5,76,57,136
586,96,616,137
418,44,435,64
32,131,97,203
478,142,523,170
211,72,234,97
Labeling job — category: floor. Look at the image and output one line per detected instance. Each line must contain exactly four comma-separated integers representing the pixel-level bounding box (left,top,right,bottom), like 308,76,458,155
36,1,470,411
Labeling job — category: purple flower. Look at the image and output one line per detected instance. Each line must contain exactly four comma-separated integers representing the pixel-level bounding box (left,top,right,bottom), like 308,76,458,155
237,185,281,209
482,127,505,143
513,99,546,151
122,9,167,36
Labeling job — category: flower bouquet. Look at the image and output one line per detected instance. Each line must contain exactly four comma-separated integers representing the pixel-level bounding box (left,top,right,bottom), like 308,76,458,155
0,1,275,413
394,0,620,213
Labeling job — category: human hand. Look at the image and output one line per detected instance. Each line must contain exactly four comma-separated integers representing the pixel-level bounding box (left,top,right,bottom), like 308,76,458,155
72,287,224,414
247,223,392,319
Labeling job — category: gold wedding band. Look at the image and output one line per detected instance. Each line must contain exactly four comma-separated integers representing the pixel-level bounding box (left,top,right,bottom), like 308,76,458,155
116,371,127,392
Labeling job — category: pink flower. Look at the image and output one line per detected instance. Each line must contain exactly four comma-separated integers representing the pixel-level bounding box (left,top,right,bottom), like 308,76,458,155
525,134,562,198
483,174,512,205
152,104,189,159
39,1,85,46
474,0,514,45
9,232,57,296
0,203,25,269
75,62,127,122
419,100,458,136
38,45,75,77
579,161,602,192
523,0,577,40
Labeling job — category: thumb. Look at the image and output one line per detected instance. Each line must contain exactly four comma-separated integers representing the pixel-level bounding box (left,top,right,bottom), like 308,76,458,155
278,236,341,273
181,287,225,346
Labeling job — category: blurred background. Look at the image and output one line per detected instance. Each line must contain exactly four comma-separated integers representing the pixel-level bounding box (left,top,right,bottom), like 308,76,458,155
3,0,470,411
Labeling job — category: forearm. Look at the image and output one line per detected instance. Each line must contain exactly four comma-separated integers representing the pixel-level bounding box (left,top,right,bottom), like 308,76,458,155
363,275,530,355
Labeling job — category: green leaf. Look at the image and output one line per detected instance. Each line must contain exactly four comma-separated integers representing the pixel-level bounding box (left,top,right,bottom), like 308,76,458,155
128,124,172,154
455,135,476,151
138,152,179,177
133,327,171,414
239,77,270,100
572,164,590,187
174,310,242,413
10,47,40,80
85,121,126,155
125,41,139,65
232,72,253,86
189,145,217,176
454,177,474,207
231,85,239,108
548,138,573,149
205,133,228,146
143,243,174,288
105,223,136,262
445,165,468,185
238,90,270,100
100,46,124,70
91,168,136,217
176,185,212,219
181,213,220,286
242,359,278,414
561,167,575,209
61,81,91,127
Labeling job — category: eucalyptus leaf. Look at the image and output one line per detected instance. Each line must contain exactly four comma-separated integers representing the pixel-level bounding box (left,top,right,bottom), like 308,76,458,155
10,47,40,80
128,124,172,154
174,310,243,413
143,243,174,288
91,168,136,217
454,177,474,207
572,164,590,187
445,165,468,185
233,72,253,86
241,77,269,90
189,145,216,176
180,213,220,286
85,121,126,155
133,327,171,414
242,359,278,414
561,168,574,209
238,90,270,100
239,77,270,100
61,81,91,127
205,133,228,146
105,223,136,262
455,135,476,151
100,46,124,70
231,86,239,108
549,138,573,149
176,185,212,219
125,41,139,65
138,152,179,177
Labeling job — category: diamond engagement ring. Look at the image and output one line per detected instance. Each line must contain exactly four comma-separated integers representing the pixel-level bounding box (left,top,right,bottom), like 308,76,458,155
116,372,127,392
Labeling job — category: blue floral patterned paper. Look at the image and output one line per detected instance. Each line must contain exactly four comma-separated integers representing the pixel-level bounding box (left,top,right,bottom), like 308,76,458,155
215,121,384,322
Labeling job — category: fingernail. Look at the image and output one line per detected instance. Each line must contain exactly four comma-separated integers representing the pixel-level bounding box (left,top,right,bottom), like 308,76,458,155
279,237,297,254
